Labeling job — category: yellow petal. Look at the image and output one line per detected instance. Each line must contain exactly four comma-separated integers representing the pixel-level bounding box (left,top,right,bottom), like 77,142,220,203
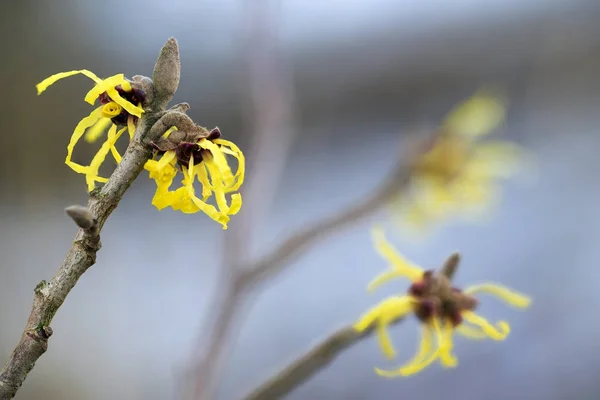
463,283,531,309
106,86,144,117
156,150,177,170
190,195,230,229
65,107,104,174
461,311,510,340
127,115,136,139
152,190,176,210
456,324,489,340
84,125,119,191
108,126,127,164
170,187,201,214
375,323,438,377
82,73,143,117
213,138,245,191
452,178,496,207
36,69,102,95
101,102,122,118
467,140,525,181
353,296,415,333
443,93,505,138
83,74,128,104
187,154,195,176
196,163,213,200
198,139,234,185
391,200,436,239
370,227,424,288
162,126,178,139
227,193,243,215
83,117,112,143
438,320,458,368
205,160,229,213
367,271,404,293
376,321,396,360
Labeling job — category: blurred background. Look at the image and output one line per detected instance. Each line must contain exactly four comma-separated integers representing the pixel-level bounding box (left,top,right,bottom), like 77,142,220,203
2,0,600,399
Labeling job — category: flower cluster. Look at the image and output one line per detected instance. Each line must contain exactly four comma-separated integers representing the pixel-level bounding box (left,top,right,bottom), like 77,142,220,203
36,69,145,192
144,125,245,229
392,90,525,235
354,227,530,377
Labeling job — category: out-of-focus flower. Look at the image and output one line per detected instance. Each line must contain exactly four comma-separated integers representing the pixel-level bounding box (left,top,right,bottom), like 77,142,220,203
145,126,245,229
36,70,145,191
391,90,527,234
354,227,530,377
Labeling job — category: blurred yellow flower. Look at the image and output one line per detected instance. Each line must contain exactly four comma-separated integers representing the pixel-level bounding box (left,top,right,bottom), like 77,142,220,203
354,227,530,377
145,126,245,229
36,70,145,191
392,90,526,234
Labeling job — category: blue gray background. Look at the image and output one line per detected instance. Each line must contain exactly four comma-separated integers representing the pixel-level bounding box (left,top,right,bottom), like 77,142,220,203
1,1,600,399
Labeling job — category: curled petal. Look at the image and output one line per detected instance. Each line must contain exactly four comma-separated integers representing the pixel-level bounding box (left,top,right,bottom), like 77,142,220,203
66,107,104,174
205,160,229,213
190,195,230,228
463,284,531,309
106,86,144,117
461,311,510,341
83,74,143,117
84,124,124,191
101,102,122,118
455,323,489,340
83,74,130,104
198,139,234,185
375,321,440,377
214,138,245,191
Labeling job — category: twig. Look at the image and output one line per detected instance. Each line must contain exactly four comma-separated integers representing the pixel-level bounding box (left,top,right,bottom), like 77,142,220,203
243,320,404,400
243,253,461,400
0,37,183,399
240,139,425,288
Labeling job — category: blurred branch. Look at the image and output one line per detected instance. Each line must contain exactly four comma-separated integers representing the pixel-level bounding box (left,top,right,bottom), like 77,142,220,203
191,0,296,397
240,141,424,287
243,319,404,400
188,1,436,393
0,38,182,399
188,2,435,398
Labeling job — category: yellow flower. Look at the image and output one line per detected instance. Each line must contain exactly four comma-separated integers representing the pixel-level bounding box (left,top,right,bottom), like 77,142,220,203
354,227,531,377
144,126,245,229
392,90,526,234
36,69,145,191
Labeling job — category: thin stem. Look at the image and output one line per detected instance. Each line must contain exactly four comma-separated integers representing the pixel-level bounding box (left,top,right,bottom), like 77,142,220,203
242,318,406,400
